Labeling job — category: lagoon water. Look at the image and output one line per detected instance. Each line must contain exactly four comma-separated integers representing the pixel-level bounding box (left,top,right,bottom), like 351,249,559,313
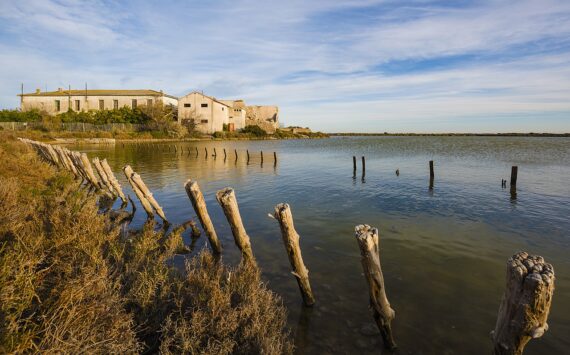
78,136,570,354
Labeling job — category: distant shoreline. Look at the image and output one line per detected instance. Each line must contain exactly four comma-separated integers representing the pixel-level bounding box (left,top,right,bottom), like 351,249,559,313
329,132,570,137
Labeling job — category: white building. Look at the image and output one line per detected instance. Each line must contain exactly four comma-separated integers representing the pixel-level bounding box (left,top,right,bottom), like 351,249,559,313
19,88,178,115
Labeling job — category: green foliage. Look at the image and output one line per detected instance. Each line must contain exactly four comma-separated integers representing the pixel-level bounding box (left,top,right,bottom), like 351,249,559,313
57,107,151,124
0,109,44,122
240,125,267,137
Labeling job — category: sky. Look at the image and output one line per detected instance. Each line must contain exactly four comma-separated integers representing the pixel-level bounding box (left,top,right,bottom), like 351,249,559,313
1,0,569,133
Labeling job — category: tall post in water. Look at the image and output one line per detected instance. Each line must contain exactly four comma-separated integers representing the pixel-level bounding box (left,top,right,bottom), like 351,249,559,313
274,152,277,167
235,149,238,161
429,160,435,189
247,150,250,164
261,151,264,165
361,156,366,176
223,148,227,160
213,148,217,157
510,166,518,187
205,147,208,158
354,225,397,349
491,252,554,355
184,180,222,254
353,156,357,174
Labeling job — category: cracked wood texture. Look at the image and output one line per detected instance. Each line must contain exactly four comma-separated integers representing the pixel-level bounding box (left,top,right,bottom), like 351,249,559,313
492,252,555,355
123,165,154,219
274,203,315,306
184,180,222,254
354,224,397,350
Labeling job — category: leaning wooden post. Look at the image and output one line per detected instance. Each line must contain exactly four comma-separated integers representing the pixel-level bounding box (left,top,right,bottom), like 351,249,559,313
354,224,397,349
234,149,238,161
491,252,555,355
216,187,255,263
92,157,115,195
184,180,222,254
274,152,277,167
274,203,315,306
510,166,518,187
130,172,168,222
123,165,154,219
223,148,227,159
80,153,101,188
101,159,127,203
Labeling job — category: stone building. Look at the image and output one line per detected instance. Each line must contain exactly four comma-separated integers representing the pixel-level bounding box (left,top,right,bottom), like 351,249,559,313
244,105,279,133
19,88,178,115
178,91,231,134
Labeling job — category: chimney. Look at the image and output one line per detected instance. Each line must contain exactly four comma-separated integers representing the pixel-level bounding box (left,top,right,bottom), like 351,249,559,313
35,88,41,94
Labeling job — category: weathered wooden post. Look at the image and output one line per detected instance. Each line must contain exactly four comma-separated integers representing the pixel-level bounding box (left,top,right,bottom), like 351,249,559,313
195,147,198,157
223,148,227,159
123,165,154,219
353,156,357,173
491,252,555,355
354,224,397,349
131,172,168,222
429,160,435,188
274,203,315,306
205,147,208,157
215,187,255,263
261,151,264,164
80,153,101,189
101,159,127,203
246,149,250,164
184,180,222,254
274,152,277,167
213,148,217,157
92,157,114,195
361,156,366,175
510,166,518,187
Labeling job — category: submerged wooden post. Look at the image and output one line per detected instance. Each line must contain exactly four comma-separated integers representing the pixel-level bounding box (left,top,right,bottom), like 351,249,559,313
184,180,222,254
510,166,518,187
429,160,435,188
491,252,555,355
195,147,198,156
261,151,264,164
354,224,397,349
274,152,277,166
246,149,250,164
216,187,255,263
213,148,217,157
123,165,154,219
223,148,227,159
361,156,366,175
353,156,357,173
235,149,238,161
205,147,208,157
274,203,315,306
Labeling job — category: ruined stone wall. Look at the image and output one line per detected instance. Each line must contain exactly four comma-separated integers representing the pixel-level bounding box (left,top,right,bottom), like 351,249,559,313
245,105,279,133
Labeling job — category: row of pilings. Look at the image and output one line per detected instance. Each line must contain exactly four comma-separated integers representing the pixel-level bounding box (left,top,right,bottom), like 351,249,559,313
20,138,555,355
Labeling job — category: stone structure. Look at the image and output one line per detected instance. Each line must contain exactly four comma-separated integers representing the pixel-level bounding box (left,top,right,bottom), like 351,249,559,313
220,99,246,131
19,88,178,115
245,105,279,133
178,92,231,134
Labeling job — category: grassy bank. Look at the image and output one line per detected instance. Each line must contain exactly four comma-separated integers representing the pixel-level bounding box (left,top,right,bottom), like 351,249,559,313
0,137,292,353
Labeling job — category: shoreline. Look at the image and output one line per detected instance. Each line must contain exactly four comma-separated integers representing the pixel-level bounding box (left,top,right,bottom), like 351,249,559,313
329,132,570,137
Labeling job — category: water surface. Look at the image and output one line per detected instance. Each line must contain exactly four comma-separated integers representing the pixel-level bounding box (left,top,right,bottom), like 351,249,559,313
77,136,570,354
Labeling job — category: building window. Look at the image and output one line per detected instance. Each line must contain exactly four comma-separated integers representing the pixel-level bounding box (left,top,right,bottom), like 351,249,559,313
222,107,224,111
147,99,153,106
55,100,61,111
132,99,137,109
200,119,208,123
113,100,119,109
75,100,80,111
201,103,208,108
184,103,191,107
99,100,104,110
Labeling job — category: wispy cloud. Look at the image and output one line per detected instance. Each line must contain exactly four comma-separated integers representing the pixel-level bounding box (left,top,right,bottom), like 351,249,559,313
1,0,569,132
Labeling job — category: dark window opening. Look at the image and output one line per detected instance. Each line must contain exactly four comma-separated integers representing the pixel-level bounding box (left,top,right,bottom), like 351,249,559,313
99,100,104,110
113,100,119,109
184,103,191,107
147,99,153,106
75,100,80,111
201,103,208,108
55,100,61,111
132,99,137,109
222,107,224,111
200,119,208,123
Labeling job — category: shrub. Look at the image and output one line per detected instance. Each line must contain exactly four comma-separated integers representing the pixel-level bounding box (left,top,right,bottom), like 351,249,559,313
240,125,267,137
0,109,44,122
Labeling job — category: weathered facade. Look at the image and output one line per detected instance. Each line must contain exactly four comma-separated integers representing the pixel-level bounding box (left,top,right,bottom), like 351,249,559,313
19,89,178,115
178,92,230,134
220,99,246,131
244,105,279,133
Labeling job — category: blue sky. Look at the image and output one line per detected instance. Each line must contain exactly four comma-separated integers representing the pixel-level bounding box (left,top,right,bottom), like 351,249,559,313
1,0,569,133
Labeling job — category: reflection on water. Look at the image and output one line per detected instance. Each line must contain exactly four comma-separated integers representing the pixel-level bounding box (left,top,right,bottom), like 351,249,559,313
76,137,570,354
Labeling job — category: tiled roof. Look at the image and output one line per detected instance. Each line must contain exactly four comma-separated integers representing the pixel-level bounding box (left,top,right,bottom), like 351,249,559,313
20,89,178,100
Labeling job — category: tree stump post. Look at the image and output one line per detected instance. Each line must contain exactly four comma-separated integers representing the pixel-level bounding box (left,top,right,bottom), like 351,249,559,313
92,157,114,195
130,172,168,222
491,252,555,355
80,153,101,188
216,187,255,263
184,180,222,254
274,203,315,306
101,159,127,203
354,224,397,349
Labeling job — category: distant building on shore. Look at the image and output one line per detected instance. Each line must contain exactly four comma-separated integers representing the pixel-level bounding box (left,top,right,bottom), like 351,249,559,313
178,92,279,134
18,88,178,115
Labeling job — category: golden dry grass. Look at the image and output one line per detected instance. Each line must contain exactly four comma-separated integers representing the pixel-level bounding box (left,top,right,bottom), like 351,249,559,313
0,137,292,354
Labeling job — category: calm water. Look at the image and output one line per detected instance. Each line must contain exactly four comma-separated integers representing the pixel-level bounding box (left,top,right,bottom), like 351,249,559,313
76,136,570,354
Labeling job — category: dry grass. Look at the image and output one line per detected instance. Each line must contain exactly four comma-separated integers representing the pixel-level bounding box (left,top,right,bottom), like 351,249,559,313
0,137,292,354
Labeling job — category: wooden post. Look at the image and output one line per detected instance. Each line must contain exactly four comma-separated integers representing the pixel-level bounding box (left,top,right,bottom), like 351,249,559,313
205,147,208,157
213,148,217,157
123,165,154,219
80,153,101,188
101,159,127,203
235,149,238,161
510,166,518,187
223,148,227,159
184,180,222,254
246,149,250,164
92,157,114,195
361,156,366,175
195,147,198,157
353,156,357,173
429,160,435,188
492,252,555,355
215,187,255,263
354,224,397,349
261,151,264,164
274,152,277,167
274,203,315,306
130,172,168,222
